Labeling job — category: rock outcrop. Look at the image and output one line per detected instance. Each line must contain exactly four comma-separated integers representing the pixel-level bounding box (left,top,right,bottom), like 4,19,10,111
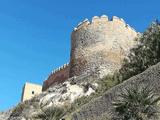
8,74,97,120
8,62,160,120
0,109,12,120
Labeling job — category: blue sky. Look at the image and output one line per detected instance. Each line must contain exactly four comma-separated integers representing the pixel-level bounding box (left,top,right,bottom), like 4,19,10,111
0,0,159,111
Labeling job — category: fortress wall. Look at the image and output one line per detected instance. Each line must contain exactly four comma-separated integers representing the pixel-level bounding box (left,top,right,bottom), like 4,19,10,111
42,15,139,90
70,15,138,78
42,64,70,91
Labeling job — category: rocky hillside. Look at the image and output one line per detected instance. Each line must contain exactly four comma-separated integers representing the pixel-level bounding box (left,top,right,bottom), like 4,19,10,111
7,74,98,120
2,62,160,120
71,62,160,120
0,109,12,120
1,17,160,120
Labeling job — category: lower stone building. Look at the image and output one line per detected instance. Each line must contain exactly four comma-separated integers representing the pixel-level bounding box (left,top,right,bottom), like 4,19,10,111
21,82,42,102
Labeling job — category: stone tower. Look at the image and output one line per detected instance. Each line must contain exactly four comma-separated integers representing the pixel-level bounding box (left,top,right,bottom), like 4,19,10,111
69,15,138,78
21,82,42,102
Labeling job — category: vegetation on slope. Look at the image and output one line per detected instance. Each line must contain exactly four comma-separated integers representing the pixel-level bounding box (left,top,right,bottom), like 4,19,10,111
32,106,65,120
9,97,40,118
113,85,160,120
119,20,160,81
9,20,160,120
67,20,160,119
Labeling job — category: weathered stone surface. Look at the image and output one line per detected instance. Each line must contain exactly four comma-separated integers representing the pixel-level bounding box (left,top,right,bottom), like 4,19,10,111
0,109,12,120
8,62,160,120
7,74,97,120
72,62,160,120
70,15,138,78
42,63,70,91
42,15,139,90
39,75,96,108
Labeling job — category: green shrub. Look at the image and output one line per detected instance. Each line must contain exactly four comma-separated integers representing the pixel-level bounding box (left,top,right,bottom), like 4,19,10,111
10,99,39,118
97,72,121,93
113,85,160,120
32,106,65,120
9,97,40,119
119,21,160,81
9,102,29,117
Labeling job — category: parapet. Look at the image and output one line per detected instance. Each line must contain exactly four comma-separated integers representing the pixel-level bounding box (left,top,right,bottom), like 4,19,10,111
50,63,69,75
92,15,109,23
112,16,124,22
76,18,90,30
73,15,136,32
42,63,70,91
70,15,138,78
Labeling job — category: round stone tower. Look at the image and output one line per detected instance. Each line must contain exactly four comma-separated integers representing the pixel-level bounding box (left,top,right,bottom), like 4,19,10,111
69,15,138,78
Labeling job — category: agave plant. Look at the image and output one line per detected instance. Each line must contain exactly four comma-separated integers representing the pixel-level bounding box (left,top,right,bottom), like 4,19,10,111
113,85,160,120
32,106,65,120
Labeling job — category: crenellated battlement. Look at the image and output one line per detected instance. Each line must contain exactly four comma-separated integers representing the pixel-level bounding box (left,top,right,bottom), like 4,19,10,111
42,63,70,91
75,18,90,30
42,15,138,90
92,15,109,23
73,15,136,32
50,63,69,75
70,15,138,78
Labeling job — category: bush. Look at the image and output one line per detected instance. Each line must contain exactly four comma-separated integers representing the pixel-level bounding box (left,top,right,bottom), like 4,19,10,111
32,106,65,120
113,85,160,120
119,21,160,81
97,72,121,93
9,102,29,117
9,98,39,118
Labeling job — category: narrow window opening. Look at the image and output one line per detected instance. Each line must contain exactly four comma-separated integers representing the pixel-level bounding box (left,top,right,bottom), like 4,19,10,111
32,91,35,95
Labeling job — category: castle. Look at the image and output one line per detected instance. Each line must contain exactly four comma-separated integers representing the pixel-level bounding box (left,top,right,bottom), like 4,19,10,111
43,15,138,90
22,15,138,100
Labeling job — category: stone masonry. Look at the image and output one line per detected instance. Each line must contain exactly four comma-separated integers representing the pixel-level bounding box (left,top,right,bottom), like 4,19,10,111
43,15,138,90
42,63,69,91
70,15,138,78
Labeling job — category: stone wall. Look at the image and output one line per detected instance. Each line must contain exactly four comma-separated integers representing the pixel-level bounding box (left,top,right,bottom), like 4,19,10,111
72,62,160,120
42,64,70,91
42,15,139,90
21,82,42,102
69,15,138,78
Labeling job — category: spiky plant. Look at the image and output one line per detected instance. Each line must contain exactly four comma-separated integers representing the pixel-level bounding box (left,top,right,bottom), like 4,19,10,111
32,106,65,120
113,85,160,120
